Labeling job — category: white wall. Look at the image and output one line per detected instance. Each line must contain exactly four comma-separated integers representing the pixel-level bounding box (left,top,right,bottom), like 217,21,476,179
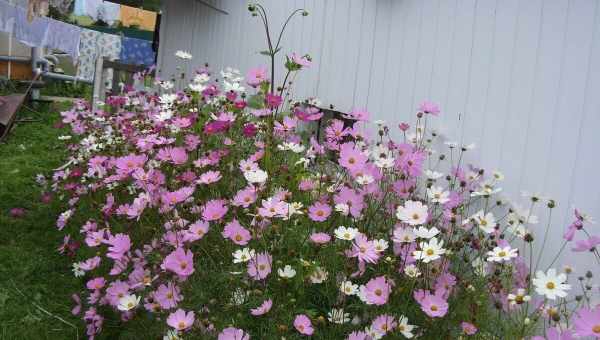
159,0,600,271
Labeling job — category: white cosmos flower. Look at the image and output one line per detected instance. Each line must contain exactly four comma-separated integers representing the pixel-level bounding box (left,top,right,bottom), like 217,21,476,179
492,170,505,181
397,315,416,338
334,226,359,241
335,203,350,216
194,73,210,83
175,50,193,60
309,267,328,283
117,294,141,311
340,280,359,295
374,157,395,169
327,308,351,324
507,288,531,306
223,80,245,93
373,239,389,252
278,142,305,153
244,169,268,184
425,169,444,180
533,269,571,300
355,174,374,185
403,264,421,278
486,246,518,262
396,200,429,225
232,248,255,263
413,237,446,263
413,226,440,239
466,210,496,233
277,265,296,278
471,182,502,197
159,93,177,106
189,82,206,92
163,329,182,340
427,186,450,204
392,227,416,243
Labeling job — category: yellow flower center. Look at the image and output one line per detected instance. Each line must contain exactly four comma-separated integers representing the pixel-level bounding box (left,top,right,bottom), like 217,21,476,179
498,251,507,257
592,325,600,333
374,289,382,296
430,305,438,311
546,282,555,290
426,249,435,256
412,213,420,220
235,234,243,242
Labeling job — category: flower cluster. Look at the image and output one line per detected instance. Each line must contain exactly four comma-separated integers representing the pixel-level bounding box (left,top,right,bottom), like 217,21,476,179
47,47,600,339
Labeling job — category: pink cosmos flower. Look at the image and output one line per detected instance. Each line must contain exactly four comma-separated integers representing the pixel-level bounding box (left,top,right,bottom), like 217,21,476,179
105,280,130,306
461,322,478,335
167,308,195,331
350,233,380,264
345,108,369,121
258,197,288,218
415,290,449,318
274,116,298,134
246,66,268,87
398,122,410,131
334,186,365,218
162,248,195,277
294,106,323,121
247,252,272,280
166,147,189,165
572,306,600,338
184,220,210,242
162,186,195,207
310,232,331,244
243,123,258,137
250,299,272,316
79,256,101,271
114,154,147,175
308,202,332,222
154,282,183,309
265,93,282,109
9,207,26,218
339,143,368,172
202,199,228,221
360,276,391,305
294,314,314,336
86,277,106,290
347,331,369,340
197,170,222,185
222,219,252,245
105,233,131,260
218,327,250,340
371,314,397,335
290,53,312,68
571,236,600,252
419,101,440,115
232,187,258,208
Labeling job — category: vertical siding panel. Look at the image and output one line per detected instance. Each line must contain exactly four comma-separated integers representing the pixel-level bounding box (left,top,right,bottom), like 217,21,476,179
517,0,569,196
335,0,364,112
497,0,544,198
352,0,377,109
316,0,337,106
461,0,496,164
542,0,596,267
478,0,519,171
412,0,441,126
327,0,353,111
366,0,392,116
428,0,458,134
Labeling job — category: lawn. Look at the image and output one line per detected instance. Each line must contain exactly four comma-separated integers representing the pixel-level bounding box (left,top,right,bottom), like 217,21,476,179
0,100,82,339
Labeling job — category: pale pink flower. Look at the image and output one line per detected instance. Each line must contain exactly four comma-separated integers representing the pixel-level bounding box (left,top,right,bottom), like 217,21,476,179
218,327,250,340
166,308,195,330
222,219,252,245
250,299,272,316
294,314,314,335
202,199,228,221
162,248,195,277
360,276,391,305
247,252,272,280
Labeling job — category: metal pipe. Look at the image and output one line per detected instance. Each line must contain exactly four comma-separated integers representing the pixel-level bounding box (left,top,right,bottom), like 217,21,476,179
42,71,92,84
43,54,59,65
0,55,30,62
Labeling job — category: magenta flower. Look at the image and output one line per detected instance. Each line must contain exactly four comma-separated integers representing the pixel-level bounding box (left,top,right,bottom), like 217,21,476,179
222,219,252,245
250,299,272,316
419,101,440,115
265,93,282,109
9,207,26,218
345,108,369,121
398,122,410,131
247,252,272,280
294,314,314,336
202,199,229,221
114,154,147,175
105,233,131,260
415,290,448,318
571,235,600,252
162,186,195,207
360,276,391,305
347,331,369,340
86,277,106,290
242,123,258,137
308,202,332,222
290,53,312,68
572,306,600,338
461,321,478,335
154,282,183,309
166,308,195,331
350,233,379,264
246,66,268,87
338,143,367,172
218,327,250,340
371,314,397,334
167,147,189,165
162,247,195,277
310,232,331,244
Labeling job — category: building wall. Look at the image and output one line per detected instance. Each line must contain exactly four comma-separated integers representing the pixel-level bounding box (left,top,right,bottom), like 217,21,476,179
158,0,600,270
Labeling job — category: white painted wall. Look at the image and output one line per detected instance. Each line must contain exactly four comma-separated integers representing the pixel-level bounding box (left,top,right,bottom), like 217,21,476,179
158,0,600,271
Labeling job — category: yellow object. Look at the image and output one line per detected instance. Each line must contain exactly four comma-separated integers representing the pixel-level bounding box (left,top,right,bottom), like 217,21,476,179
120,5,157,31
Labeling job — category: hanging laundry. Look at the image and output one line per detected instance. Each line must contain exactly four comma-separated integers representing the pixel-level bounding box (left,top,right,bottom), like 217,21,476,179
119,5,157,31
76,28,122,84
49,0,73,16
73,0,119,25
46,18,81,60
27,0,49,22
120,36,155,67
13,1,49,46
0,1,17,34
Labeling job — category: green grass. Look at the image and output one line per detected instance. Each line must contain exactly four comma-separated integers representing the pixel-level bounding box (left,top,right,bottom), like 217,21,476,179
0,102,81,339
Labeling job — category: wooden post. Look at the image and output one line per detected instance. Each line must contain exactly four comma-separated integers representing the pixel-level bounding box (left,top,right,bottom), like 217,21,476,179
91,57,104,112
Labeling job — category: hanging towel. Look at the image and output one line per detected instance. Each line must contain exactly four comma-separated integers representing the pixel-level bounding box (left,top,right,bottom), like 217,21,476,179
74,0,119,25
13,2,49,46
76,28,121,84
119,5,157,31
120,36,155,66
0,1,17,34
46,18,81,60
98,32,121,89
